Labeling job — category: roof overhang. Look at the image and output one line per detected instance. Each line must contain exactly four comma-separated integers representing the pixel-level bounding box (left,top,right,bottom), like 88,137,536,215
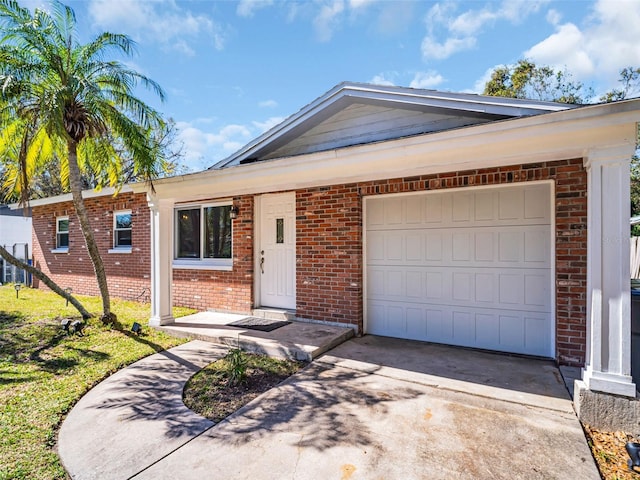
131,98,639,203
9,185,133,209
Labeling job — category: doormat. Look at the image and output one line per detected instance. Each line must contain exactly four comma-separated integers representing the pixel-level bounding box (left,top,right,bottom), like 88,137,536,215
227,317,292,332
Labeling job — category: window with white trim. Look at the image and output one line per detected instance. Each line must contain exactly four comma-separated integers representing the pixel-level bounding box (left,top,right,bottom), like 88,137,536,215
175,203,232,268
113,210,132,249
56,217,69,249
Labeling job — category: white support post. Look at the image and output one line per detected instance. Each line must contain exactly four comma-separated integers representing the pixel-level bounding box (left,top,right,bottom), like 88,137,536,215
582,145,637,397
148,195,174,326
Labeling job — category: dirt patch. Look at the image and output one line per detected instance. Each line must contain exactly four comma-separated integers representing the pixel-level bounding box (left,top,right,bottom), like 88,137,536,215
183,351,305,423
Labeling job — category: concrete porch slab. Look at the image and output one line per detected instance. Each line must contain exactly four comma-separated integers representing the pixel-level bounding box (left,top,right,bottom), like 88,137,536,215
155,311,355,362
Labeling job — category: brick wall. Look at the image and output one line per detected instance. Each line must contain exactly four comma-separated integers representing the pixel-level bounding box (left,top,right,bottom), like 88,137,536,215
296,186,362,329
296,158,587,366
172,195,254,312
31,192,151,301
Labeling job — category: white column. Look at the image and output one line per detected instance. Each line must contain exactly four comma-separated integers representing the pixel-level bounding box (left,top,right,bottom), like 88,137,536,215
148,195,174,326
582,144,636,397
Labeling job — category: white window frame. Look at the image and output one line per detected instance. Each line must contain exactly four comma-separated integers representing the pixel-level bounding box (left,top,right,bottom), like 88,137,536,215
173,201,233,270
109,209,133,254
51,216,69,253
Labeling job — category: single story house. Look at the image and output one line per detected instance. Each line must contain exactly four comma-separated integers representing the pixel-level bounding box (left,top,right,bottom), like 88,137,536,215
26,83,640,426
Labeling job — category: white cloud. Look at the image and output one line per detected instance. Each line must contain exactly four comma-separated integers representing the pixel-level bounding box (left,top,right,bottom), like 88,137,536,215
237,0,274,17
313,0,345,42
369,74,396,86
87,0,228,55
421,36,476,60
422,0,546,61
259,99,278,108
349,0,375,9
546,9,562,26
174,117,286,170
525,0,640,93
410,71,445,89
525,23,594,77
175,121,252,170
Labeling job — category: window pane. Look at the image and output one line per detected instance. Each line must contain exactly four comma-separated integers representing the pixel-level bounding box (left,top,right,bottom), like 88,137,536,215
204,205,232,259
115,213,132,229
57,233,69,248
115,230,132,247
177,209,200,258
58,219,69,233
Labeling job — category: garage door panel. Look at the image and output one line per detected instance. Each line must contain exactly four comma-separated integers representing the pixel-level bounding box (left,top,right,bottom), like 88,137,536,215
365,184,553,357
367,265,550,312
365,184,550,230
366,300,551,356
367,226,550,268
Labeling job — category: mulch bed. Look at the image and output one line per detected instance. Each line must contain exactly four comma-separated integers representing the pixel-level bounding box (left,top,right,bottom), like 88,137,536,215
584,425,640,479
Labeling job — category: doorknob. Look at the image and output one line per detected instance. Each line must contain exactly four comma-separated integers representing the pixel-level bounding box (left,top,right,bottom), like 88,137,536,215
260,255,264,274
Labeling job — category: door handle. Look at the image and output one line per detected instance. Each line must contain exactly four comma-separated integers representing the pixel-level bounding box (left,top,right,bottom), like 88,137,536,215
260,256,264,274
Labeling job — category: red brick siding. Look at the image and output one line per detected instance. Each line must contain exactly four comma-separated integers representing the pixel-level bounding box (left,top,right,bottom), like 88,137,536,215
296,158,587,366
31,192,151,301
172,195,254,312
297,186,362,329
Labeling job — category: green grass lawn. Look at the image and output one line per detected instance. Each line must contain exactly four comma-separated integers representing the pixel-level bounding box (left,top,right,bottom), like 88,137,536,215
0,285,193,480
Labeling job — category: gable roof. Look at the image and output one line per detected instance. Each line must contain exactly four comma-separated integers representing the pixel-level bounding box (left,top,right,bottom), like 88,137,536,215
211,81,578,169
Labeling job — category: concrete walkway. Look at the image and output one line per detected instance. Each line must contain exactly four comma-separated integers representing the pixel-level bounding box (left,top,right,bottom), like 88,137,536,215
58,337,601,480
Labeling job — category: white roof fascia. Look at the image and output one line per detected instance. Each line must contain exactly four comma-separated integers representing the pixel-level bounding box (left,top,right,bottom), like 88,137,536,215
211,82,577,169
132,98,640,202
9,185,134,209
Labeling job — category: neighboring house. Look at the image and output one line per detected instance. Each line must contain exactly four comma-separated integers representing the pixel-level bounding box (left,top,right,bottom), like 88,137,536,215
0,205,32,284
24,186,152,300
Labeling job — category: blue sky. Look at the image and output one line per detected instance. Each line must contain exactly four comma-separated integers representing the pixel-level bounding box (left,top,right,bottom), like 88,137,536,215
22,0,640,171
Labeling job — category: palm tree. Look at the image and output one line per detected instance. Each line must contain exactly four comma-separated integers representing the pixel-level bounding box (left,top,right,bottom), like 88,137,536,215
0,0,166,323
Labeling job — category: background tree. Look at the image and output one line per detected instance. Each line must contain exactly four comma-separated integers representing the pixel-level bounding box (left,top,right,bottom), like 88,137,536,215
483,59,593,104
0,0,167,323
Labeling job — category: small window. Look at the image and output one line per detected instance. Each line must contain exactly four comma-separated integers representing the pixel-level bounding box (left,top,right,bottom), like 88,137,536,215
56,217,69,249
114,210,132,248
175,203,232,268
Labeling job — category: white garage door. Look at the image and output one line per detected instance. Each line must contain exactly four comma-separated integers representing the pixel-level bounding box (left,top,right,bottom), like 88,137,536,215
365,184,553,357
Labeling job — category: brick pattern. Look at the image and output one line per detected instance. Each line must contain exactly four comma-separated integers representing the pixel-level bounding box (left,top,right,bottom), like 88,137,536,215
296,158,587,366
31,192,152,301
297,186,362,328
172,195,254,312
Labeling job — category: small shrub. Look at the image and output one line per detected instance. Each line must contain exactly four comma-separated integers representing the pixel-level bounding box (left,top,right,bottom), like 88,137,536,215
226,348,248,386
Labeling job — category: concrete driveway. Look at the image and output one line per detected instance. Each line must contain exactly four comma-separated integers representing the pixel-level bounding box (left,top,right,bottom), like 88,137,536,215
58,336,600,480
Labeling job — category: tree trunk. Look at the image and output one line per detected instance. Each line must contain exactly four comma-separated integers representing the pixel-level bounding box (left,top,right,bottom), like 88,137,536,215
0,245,92,319
67,140,117,324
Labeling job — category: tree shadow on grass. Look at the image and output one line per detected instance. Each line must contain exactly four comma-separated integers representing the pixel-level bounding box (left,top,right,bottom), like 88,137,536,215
0,311,109,374
116,328,166,354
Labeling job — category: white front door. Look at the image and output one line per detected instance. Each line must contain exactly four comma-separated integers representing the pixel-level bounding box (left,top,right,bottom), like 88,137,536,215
258,192,296,309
